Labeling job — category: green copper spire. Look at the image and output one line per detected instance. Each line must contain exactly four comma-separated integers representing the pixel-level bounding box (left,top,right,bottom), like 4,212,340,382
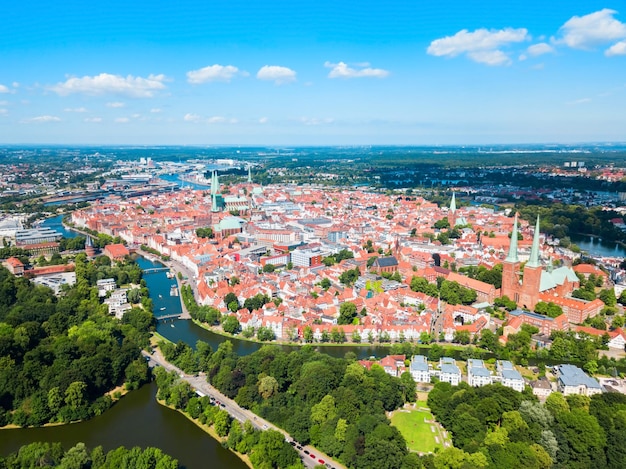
247,165,252,183
526,216,542,268
211,193,218,212
210,171,216,195
505,213,519,263
450,192,456,213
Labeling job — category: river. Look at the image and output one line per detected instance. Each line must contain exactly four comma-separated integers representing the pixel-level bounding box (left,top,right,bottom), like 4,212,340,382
0,383,246,469
569,234,626,258
39,214,79,238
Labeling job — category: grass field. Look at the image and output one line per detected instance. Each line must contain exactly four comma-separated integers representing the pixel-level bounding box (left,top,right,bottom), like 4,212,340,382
391,407,447,454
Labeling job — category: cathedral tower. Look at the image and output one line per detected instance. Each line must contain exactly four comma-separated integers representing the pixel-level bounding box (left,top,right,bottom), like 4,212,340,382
519,216,543,309
501,213,521,303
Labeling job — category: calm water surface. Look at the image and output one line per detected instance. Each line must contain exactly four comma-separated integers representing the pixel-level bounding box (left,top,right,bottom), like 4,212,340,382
570,234,626,258
0,383,246,469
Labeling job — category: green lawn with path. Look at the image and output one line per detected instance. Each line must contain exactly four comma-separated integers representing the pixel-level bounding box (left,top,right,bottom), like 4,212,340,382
391,406,447,454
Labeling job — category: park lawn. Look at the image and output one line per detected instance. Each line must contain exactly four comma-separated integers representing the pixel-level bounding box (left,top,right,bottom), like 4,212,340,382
391,409,444,454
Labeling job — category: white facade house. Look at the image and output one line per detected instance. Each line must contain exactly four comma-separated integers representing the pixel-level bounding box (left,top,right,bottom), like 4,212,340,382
104,289,131,319
97,278,117,297
496,361,525,392
608,329,626,350
467,359,493,387
531,379,553,399
556,364,603,396
438,357,461,386
410,355,431,383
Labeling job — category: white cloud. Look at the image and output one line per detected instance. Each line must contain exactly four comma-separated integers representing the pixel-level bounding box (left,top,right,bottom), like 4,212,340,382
187,64,241,83
299,117,334,126
207,116,226,124
606,40,626,56
184,113,237,124
64,107,88,113
0,84,9,93
0,109,7,115
52,73,167,98
555,9,626,49
324,61,390,78
256,65,296,84
184,113,202,122
84,117,102,123
467,50,512,66
12,82,19,88
520,42,555,60
150,108,161,113
0,101,8,106
21,115,61,123
115,117,130,123
427,27,529,66
259,117,268,124
106,101,125,108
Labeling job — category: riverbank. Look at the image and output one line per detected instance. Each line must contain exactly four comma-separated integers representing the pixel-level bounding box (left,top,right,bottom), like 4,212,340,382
1,385,131,430
156,399,253,469
191,317,397,349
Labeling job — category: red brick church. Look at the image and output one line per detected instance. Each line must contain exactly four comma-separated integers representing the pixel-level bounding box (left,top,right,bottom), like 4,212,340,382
501,216,577,309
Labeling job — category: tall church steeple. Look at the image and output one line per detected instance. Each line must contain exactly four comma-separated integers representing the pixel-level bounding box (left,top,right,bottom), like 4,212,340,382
505,214,519,263
526,216,542,268
447,192,457,227
247,165,252,184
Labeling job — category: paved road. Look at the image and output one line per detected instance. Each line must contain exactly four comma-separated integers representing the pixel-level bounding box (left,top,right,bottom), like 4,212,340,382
143,349,342,469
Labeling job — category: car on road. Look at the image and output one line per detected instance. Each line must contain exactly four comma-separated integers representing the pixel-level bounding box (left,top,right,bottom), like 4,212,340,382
309,454,315,459
318,459,325,464
304,450,309,455
296,445,302,450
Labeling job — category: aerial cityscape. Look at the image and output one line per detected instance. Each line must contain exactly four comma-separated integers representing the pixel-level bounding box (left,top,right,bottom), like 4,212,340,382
2,2,626,469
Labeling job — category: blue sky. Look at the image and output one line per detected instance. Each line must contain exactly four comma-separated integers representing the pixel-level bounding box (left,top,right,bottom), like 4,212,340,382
1,1,626,145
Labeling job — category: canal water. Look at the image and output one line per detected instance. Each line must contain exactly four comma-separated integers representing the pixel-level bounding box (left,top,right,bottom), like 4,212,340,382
0,383,246,469
39,214,78,238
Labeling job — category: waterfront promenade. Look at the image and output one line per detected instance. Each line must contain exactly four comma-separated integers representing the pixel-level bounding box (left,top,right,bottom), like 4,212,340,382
142,348,342,469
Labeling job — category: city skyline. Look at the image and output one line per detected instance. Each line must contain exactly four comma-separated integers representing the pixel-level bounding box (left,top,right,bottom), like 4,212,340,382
2,1,626,145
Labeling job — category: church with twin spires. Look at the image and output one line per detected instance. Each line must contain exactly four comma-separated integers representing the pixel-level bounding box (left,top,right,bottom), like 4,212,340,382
500,214,580,311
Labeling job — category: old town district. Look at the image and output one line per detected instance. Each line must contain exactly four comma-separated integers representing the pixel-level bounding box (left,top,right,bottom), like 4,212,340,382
62,176,623,357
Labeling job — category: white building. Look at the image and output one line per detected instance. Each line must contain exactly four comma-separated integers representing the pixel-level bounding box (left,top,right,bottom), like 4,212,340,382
410,355,431,383
104,289,131,319
438,357,461,386
496,360,525,392
556,364,603,396
467,359,493,387
97,278,117,297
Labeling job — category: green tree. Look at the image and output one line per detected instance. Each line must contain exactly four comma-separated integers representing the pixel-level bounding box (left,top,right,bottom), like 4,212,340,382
311,394,337,425
338,302,357,325
222,315,241,334
258,375,279,399
303,325,314,343
64,381,87,410
214,409,232,437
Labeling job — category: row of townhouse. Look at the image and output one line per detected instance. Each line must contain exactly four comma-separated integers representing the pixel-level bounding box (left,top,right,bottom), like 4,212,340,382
409,356,526,392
